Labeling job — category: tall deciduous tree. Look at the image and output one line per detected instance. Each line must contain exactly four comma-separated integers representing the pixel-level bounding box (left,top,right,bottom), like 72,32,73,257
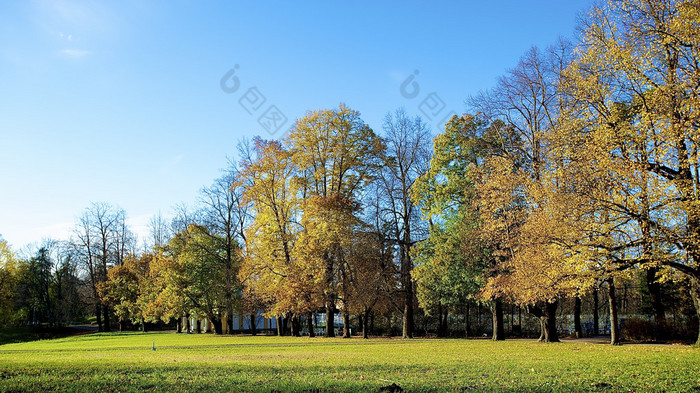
561,0,700,343
379,108,431,339
200,163,248,334
288,104,385,337
238,138,314,334
469,41,573,342
71,203,131,332
413,114,505,340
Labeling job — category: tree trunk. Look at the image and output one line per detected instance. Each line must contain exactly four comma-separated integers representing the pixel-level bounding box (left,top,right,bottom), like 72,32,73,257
196,319,201,334
608,277,620,345
592,286,599,336
141,318,148,333
647,267,667,339
176,317,182,333
402,270,414,339
119,320,124,332
574,296,583,339
363,310,371,339
185,314,191,334
343,311,351,338
306,312,315,337
465,302,471,338
543,300,559,343
95,304,102,332
492,299,505,341
477,303,482,334
211,316,223,335
250,313,257,336
277,316,284,336
690,276,700,346
290,314,300,337
325,304,335,337
103,305,111,332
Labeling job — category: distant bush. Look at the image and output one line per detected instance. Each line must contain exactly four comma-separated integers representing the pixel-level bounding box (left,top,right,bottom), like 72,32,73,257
621,318,655,341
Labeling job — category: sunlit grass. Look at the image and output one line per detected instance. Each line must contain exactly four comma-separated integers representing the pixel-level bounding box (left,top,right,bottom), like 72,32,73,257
0,332,698,392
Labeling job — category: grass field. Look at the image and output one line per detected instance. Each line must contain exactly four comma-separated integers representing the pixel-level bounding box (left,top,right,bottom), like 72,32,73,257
0,332,698,392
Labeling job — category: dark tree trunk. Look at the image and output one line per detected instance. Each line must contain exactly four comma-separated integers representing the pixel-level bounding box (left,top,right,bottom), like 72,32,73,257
119,320,124,332
196,319,201,334
277,316,284,336
211,316,223,335
141,318,148,333
343,311,351,338
401,239,414,339
227,313,234,334
176,317,182,333
543,300,559,343
492,299,505,341
592,286,599,336
307,312,315,337
363,310,371,339
690,276,700,346
402,284,414,339
185,314,191,333
574,296,583,339
96,304,102,332
290,314,300,337
608,277,620,345
647,267,667,339
250,313,257,336
325,304,335,337
465,302,471,338
477,303,482,333
103,305,111,332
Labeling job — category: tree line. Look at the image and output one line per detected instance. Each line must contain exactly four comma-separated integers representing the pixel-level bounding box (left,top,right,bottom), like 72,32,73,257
0,0,698,344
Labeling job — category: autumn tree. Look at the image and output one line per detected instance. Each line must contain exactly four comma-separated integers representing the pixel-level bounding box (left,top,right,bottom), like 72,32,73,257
98,253,154,331
237,138,314,336
288,104,385,337
560,0,700,343
469,41,574,342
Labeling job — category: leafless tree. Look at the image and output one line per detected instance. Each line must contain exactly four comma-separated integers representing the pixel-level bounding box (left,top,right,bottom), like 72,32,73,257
379,108,432,338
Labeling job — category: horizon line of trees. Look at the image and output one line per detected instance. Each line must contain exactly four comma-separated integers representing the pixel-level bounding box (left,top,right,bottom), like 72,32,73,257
1,0,698,345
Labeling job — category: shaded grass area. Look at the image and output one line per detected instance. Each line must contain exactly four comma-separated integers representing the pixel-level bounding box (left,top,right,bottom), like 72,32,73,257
0,328,40,346
0,332,698,392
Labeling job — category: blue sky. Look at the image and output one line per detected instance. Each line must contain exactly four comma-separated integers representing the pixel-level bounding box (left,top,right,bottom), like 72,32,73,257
0,1,591,249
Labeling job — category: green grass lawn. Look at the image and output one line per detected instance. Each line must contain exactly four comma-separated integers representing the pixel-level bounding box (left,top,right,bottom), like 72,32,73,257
0,332,698,392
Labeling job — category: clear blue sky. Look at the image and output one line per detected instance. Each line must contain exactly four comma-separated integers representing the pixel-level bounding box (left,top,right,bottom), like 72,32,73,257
0,1,591,249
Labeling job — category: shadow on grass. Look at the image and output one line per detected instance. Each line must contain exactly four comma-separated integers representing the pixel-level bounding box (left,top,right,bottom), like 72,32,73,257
0,328,40,346
0,326,101,346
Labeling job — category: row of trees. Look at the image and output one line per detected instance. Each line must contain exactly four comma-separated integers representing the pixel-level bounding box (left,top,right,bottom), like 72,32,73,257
412,0,700,344
1,0,697,345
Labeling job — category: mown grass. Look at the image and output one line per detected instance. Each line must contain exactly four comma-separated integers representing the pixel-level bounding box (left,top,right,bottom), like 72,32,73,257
0,332,698,392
